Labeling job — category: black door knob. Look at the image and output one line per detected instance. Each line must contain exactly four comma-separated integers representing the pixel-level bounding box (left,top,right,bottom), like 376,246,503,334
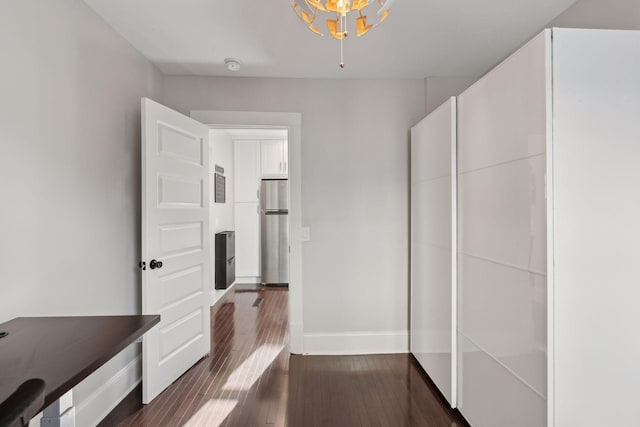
149,259,163,270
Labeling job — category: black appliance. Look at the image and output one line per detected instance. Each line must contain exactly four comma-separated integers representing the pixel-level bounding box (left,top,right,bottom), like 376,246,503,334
215,231,235,289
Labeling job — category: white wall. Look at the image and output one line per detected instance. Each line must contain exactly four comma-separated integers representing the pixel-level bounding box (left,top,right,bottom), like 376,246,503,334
210,129,235,233
549,0,640,30
425,77,476,115
209,129,235,301
164,77,425,353
0,1,163,424
421,0,640,117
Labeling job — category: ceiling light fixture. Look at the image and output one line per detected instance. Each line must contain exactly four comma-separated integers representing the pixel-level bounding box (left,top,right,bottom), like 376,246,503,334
289,0,393,68
224,58,241,72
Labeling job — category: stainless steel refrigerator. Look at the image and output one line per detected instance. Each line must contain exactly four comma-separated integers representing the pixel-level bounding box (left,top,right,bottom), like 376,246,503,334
260,179,289,284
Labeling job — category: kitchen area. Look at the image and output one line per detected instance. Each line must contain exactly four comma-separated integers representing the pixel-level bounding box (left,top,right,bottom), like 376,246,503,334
210,128,290,305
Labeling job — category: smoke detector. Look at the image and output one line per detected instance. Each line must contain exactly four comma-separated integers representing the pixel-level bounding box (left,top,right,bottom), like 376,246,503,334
224,58,241,72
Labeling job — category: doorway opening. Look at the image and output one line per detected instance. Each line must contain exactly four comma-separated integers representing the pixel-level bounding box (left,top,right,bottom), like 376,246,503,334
209,128,290,307
192,110,303,355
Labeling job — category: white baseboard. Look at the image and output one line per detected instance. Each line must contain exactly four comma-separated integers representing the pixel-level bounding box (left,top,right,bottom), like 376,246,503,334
210,281,237,306
74,354,141,427
235,276,261,284
303,331,409,355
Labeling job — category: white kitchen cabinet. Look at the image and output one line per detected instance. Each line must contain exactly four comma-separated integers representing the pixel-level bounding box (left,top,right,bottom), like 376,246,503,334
454,28,640,427
260,140,287,178
234,203,260,278
410,97,456,407
234,140,261,280
234,140,261,202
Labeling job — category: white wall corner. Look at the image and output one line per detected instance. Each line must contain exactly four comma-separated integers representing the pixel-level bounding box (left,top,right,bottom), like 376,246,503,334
302,331,409,355
289,322,304,354
425,76,477,115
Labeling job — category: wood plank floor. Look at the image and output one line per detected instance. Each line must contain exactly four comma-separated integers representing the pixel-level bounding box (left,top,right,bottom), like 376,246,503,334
106,285,467,426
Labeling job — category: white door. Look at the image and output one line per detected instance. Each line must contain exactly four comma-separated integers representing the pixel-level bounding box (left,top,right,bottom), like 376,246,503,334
234,140,261,202
235,203,261,277
260,140,285,177
141,98,211,404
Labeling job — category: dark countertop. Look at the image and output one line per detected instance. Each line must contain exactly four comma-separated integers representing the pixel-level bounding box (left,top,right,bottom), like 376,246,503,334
0,315,160,411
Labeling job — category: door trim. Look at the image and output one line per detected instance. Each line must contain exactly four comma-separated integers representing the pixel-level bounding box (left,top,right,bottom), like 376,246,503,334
190,110,303,354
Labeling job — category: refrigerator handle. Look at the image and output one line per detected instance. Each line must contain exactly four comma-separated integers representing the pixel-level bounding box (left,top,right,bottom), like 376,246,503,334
257,205,260,214
256,188,260,200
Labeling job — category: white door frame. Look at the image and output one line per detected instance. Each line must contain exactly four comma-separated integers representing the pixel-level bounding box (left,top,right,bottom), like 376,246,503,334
191,110,303,354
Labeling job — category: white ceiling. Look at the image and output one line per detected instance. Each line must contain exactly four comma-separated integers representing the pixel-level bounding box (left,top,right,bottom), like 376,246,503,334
84,0,577,79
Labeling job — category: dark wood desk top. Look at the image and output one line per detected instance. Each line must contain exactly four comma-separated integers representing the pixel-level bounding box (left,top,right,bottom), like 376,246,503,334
0,315,160,411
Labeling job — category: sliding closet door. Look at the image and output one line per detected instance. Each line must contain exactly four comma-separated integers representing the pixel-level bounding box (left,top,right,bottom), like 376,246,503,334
410,97,456,406
456,31,550,426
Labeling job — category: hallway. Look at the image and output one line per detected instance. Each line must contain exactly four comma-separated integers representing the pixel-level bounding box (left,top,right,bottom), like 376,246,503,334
109,285,465,426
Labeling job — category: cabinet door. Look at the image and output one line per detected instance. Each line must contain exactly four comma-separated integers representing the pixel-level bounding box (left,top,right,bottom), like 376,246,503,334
234,203,260,277
261,140,284,177
234,140,261,202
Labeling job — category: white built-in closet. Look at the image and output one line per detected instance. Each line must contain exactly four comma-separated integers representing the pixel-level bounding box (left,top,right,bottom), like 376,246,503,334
411,28,640,427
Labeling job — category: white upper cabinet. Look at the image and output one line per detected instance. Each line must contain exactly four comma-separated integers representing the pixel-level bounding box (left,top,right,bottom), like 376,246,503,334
234,140,261,203
260,140,287,178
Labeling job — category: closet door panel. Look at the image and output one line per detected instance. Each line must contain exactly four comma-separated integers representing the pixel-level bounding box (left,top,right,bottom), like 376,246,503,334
457,334,546,427
458,155,546,274
458,254,547,396
457,32,547,174
410,98,455,406
456,31,549,427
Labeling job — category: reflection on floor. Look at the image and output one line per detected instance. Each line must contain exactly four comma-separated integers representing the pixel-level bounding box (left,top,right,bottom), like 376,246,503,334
108,285,466,426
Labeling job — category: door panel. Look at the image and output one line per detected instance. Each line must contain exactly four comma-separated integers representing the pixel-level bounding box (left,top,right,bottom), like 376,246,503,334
142,98,211,404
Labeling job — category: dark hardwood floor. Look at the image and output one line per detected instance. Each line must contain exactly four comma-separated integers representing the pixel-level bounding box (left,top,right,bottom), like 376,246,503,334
105,285,466,426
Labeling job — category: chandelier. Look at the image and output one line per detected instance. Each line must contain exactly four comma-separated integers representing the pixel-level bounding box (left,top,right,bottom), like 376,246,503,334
289,0,393,68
